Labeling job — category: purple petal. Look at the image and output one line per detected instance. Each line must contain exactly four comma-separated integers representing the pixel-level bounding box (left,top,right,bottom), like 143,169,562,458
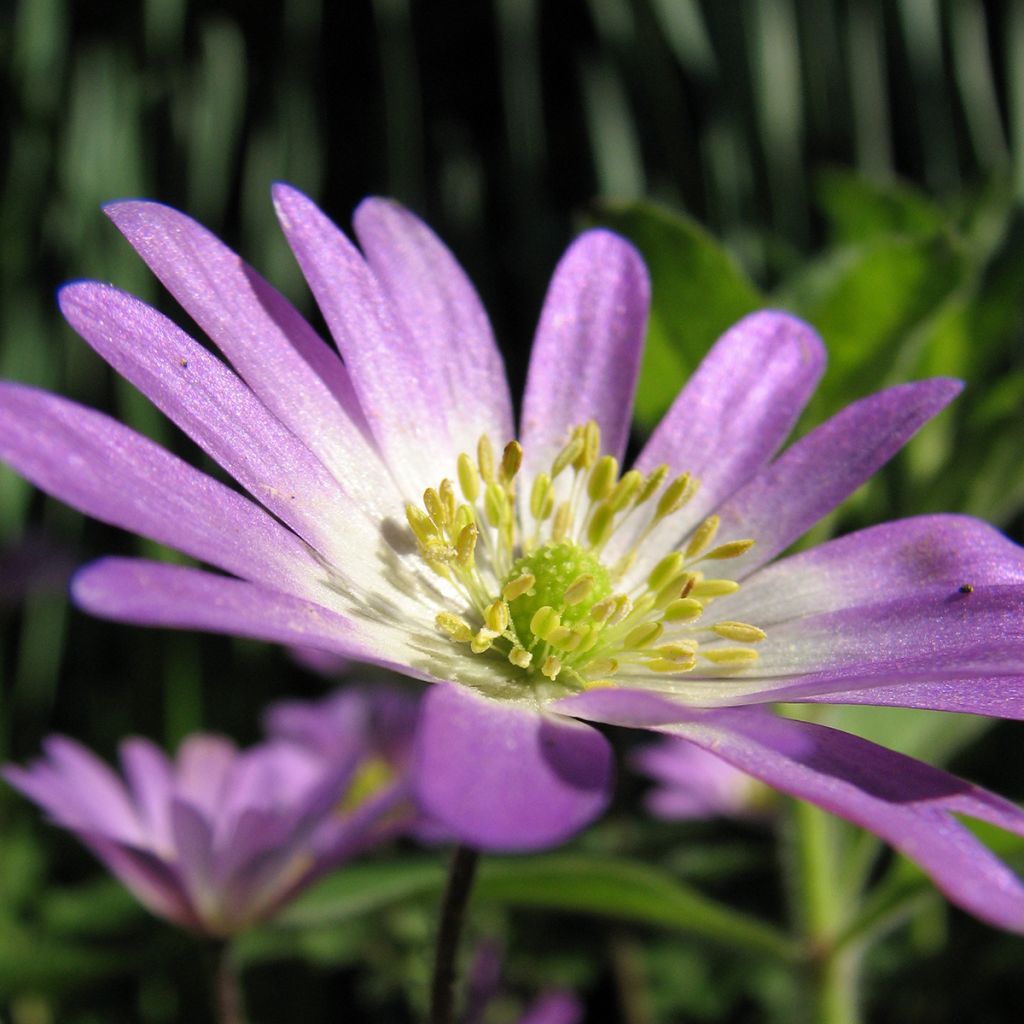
103,201,401,521
715,379,963,578
412,684,613,852
353,197,514,445
272,184,469,496
722,514,1024,628
635,310,824,518
520,230,649,475
662,710,1024,932
173,735,238,821
71,558,391,664
801,676,1024,718
519,991,584,1024
119,738,175,851
58,283,374,566
0,383,322,593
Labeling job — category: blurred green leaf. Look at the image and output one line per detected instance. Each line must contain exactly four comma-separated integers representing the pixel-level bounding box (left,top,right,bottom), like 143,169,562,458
815,169,947,245
592,199,763,429
275,854,796,961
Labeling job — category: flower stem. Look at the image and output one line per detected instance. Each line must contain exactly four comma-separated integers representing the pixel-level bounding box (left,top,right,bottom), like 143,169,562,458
787,800,862,1024
214,941,247,1024
429,844,480,1024
430,843,481,1024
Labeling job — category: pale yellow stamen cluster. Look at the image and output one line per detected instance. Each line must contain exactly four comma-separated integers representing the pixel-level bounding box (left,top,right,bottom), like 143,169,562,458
407,421,765,692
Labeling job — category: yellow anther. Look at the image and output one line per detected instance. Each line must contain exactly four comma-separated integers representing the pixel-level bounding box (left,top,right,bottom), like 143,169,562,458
685,515,721,560
423,539,455,563
689,578,740,598
703,647,760,665
436,612,474,643
607,594,633,626
552,500,573,542
653,642,699,660
470,629,498,654
608,469,643,512
611,550,638,580
576,420,601,470
406,504,439,545
663,597,704,622
502,573,536,602
509,647,533,669
478,435,496,483
589,596,616,622
572,623,601,654
551,436,584,478
455,523,478,568
485,600,510,633
637,464,668,504
624,621,663,649
587,455,618,502
439,478,457,523
712,621,767,643
547,625,579,650
564,574,596,606
500,440,523,482
655,573,692,608
541,655,563,680
530,473,553,520
587,658,619,676
530,606,562,641
582,677,617,690
484,480,507,527
424,487,448,527
457,452,480,502
647,658,696,673
656,472,696,520
703,539,756,560
647,552,684,592
586,503,614,548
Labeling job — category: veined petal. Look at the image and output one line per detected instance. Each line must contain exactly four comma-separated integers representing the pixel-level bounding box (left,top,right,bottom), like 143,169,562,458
662,711,1024,933
715,378,963,578
520,230,649,478
0,383,322,595
272,184,463,496
59,282,373,564
353,197,514,445
636,311,824,521
719,514,1024,627
119,739,175,853
104,200,400,520
412,683,613,852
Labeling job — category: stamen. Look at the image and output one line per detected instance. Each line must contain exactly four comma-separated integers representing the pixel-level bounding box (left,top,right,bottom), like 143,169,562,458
564,574,596,606
502,573,535,601
712,621,766,643
702,647,760,665
501,440,523,482
457,452,480,502
685,515,720,559
478,435,496,483
703,538,756,560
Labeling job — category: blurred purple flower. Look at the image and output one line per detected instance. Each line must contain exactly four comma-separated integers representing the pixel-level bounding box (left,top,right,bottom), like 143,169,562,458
3,189,1024,927
633,732,773,822
4,693,415,936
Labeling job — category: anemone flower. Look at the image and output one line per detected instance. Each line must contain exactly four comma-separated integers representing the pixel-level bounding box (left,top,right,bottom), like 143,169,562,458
633,728,773,822
2,188,1024,928
4,693,416,936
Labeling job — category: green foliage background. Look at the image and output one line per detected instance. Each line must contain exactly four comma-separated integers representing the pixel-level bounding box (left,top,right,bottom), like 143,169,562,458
2,1,1024,1021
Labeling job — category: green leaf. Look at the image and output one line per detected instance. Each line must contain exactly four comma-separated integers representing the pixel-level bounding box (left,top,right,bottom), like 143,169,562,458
274,854,797,962
815,169,947,245
591,200,763,429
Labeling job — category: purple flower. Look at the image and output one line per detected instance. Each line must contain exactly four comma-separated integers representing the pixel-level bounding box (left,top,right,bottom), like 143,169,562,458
2,188,1024,927
633,730,774,822
4,697,414,936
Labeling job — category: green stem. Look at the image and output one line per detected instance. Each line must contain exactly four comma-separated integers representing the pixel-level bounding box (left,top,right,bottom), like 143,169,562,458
429,845,480,1024
787,800,862,1024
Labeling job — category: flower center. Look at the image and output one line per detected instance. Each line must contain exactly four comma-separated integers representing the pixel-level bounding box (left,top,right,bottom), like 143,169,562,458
406,421,766,692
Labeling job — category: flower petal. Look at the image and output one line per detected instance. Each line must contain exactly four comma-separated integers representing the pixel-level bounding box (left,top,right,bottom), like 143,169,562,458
58,282,375,566
104,200,400,520
353,197,514,445
720,514,1024,627
520,230,649,474
635,310,824,516
412,684,613,852
0,383,321,594
519,992,584,1024
272,184,465,496
662,711,1024,933
715,378,963,578
800,677,1024,718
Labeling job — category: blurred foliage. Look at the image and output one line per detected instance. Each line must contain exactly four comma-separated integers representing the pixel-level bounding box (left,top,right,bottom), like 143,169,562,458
3,1,1024,1022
